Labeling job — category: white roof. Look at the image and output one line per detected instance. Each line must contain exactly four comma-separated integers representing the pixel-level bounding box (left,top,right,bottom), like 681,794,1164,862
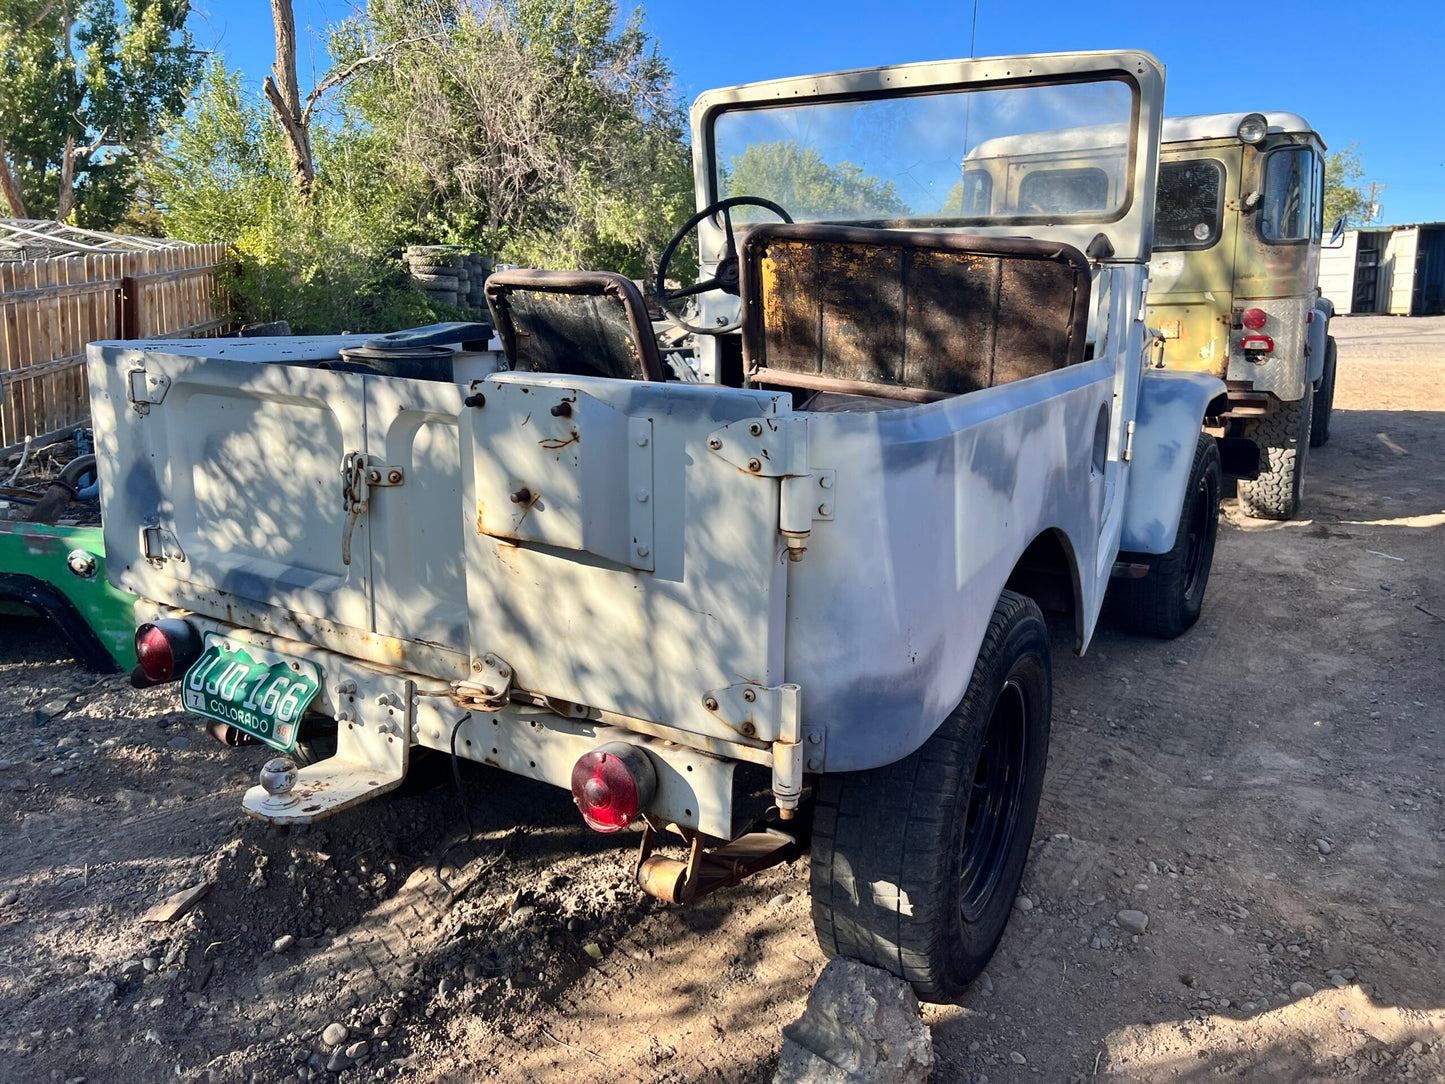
1162,112,1319,145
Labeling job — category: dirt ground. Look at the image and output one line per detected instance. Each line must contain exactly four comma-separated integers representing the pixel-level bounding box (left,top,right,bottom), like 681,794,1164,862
0,315,1441,1084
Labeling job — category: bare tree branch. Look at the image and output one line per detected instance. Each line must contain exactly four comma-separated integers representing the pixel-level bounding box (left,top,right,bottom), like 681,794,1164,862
267,0,315,195
300,35,436,129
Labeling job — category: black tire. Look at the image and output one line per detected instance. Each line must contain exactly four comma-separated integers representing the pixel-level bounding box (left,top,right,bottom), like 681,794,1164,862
809,589,1051,1002
1309,336,1337,448
409,260,462,274
1113,433,1221,638
413,273,460,290
1237,392,1312,520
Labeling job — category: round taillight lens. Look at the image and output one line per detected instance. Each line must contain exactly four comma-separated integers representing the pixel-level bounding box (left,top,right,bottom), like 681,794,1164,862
570,743,657,833
135,623,175,682
1241,308,1268,331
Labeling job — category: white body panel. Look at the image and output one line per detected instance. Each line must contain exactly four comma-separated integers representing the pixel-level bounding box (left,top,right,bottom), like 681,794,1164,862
85,49,1207,829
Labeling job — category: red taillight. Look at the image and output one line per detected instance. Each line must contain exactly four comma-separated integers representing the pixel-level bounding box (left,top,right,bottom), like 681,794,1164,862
570,743,657,833
1241,308,1268,331
132,619,202,686
136,624,176,682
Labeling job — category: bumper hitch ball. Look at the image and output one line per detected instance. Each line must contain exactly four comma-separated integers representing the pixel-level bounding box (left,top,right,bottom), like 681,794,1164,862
256,756,300,814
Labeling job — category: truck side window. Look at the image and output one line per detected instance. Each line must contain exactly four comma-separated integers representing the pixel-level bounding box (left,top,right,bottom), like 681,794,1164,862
1154,159,1224,250
959,169,992,215
1259,146,1314,243
1018,167,1110,214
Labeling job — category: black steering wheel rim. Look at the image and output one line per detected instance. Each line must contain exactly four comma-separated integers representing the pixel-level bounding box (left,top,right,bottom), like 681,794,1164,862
655,195,792,336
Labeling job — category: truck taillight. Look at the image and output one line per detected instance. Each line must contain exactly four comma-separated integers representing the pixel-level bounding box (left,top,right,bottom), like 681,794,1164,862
1240,334,1275,354
1241,308,1267,331
570,743,657,833
134,619,202,685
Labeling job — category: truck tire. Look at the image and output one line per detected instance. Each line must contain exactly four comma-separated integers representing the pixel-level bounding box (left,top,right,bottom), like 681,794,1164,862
1113,433,1221,638
1237,393,1313,520
412,273,460,290
1309,336,1337,448
809,589,1051,1002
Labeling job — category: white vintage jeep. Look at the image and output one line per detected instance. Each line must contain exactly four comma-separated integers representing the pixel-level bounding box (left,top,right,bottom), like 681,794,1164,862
88,50,1229,1000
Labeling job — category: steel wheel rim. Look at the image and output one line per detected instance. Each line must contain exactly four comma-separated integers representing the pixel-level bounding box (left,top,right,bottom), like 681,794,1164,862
1182,473,1213,602
958,678,1029,924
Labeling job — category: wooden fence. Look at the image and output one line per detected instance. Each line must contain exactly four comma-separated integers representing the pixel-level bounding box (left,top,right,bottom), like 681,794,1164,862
0,243,230,454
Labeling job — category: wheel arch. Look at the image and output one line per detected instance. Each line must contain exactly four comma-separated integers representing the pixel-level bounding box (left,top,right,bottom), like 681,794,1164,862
1122,369,1227,555
1003,527,1085,649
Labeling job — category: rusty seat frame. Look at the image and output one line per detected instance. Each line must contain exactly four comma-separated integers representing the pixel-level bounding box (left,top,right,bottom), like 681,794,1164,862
738,223,1092,404
483,269,668,383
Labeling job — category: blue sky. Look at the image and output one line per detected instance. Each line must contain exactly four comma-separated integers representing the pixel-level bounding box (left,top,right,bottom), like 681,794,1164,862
195,0,1444,226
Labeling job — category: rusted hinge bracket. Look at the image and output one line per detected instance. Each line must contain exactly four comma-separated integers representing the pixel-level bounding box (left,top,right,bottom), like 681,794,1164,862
706,415,809,478
707,417,832,562
453,653,514,709
141,523,184,565
126,368,170,415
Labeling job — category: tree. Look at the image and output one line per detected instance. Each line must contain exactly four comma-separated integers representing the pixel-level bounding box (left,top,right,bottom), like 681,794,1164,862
0,0,200,226
723,140,910,220
1323,144,1376,228
333,0,694,274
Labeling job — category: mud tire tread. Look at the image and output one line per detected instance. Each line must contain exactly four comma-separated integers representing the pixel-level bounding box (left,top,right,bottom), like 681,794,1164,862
1238,393,1312,520
809,589,1051,1002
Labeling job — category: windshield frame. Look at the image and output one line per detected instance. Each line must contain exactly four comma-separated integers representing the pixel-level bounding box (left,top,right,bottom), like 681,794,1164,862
701,70,1142,230
689,51,1166,264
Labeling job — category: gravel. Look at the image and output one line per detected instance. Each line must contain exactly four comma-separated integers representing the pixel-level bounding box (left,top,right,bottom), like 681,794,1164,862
1116,909,1149,936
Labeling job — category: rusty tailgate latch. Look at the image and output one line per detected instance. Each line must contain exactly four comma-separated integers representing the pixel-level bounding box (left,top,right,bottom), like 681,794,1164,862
340,453,404,565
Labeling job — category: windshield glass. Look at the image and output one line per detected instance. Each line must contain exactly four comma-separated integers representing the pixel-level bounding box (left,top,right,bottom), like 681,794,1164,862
711,77,1136,224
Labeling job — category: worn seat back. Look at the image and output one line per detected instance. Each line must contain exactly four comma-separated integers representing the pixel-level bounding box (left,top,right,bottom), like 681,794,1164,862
739,223,1091,402
484,269,666,382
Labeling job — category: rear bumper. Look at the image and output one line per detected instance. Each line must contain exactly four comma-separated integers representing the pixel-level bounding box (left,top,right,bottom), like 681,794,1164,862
143,605,739,839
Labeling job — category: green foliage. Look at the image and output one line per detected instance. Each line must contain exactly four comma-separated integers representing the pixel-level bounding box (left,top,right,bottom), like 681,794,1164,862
0,0,200,225
723,140,910,220
154,2,695,333
1324,144,1375,228
151,62,439,334
334,0,694,276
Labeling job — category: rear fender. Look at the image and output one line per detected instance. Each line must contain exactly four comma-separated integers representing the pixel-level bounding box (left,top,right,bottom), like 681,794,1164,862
1306,302,1331,385
1121,369,1227,555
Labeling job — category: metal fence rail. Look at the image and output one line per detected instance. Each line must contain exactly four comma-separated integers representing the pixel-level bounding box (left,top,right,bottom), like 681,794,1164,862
0,243,229,454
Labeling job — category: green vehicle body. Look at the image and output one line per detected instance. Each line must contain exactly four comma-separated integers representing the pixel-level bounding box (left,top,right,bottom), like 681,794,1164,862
0,521,135,671
1145,112,1336,519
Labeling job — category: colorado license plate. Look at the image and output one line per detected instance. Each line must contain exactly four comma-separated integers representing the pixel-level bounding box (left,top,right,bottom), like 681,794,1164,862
182,636,322,752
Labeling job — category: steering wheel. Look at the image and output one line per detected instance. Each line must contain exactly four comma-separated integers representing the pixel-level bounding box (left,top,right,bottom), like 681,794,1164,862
655,196,792,335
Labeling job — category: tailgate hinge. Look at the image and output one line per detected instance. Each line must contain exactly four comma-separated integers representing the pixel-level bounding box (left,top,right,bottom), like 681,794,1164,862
126,368,171,415
701,681,804,817
707,416,832,562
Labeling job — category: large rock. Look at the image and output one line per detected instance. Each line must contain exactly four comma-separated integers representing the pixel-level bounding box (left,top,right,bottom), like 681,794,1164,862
773,958,933,1083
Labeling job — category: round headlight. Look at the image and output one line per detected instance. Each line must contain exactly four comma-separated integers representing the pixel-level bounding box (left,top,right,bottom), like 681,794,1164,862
1237,113,1269,144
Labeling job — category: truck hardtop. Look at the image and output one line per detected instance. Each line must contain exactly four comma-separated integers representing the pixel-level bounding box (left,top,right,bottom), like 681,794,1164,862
88,49,1234,1000
1147,111,1335,519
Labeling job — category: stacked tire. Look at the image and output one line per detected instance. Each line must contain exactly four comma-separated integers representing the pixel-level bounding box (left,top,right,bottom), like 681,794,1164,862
405,246,494,317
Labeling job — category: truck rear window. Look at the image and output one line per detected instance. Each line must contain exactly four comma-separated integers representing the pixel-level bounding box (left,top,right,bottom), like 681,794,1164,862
1154,159,1224,251
1017,168,1111,214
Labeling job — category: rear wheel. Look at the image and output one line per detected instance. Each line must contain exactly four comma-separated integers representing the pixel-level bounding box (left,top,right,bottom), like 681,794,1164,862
809,589,1051,1002
1309,336,1337,448
1238,393,1312,520
1113,433,1221,638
